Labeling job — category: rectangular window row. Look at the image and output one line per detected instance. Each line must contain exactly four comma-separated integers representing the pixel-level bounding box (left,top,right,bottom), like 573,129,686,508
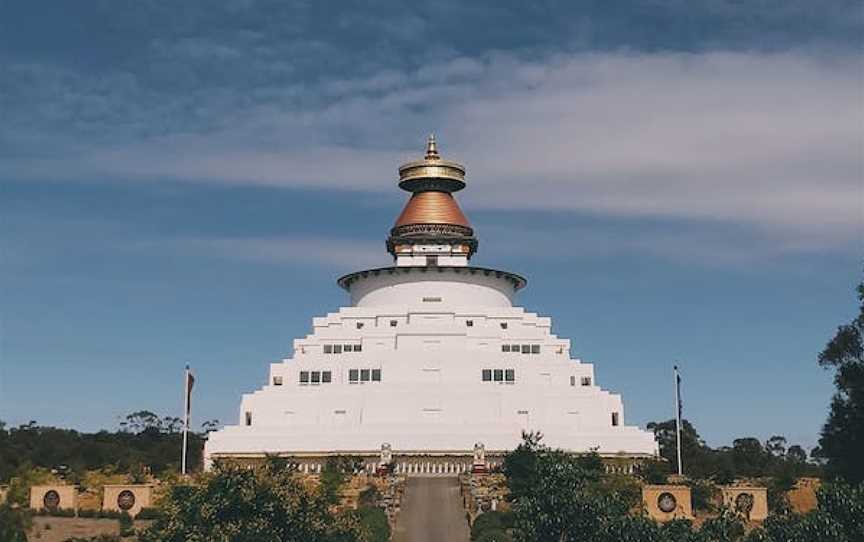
570,376,592,386
323,344,362,354
348,368,382,383
299,370,332,385
501,344,541,354
482,368,515,383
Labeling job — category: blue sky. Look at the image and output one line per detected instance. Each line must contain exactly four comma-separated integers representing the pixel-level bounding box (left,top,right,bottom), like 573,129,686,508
1,1,861,451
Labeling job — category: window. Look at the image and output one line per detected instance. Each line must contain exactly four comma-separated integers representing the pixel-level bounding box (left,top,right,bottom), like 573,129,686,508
356,322,364,329
570,375,576,387
371,369,381,382
466,320,474,327
245,412,252,426
521,345,530,354
422,296,442,302
581,377,592,386
427,255,438,267
322,371,332,383
505,369,515,383
273,376,283,386
611,412,620,426
493,369,504,382
299,371,309,384
531,345,540,354
354,344,362,352
482,369,492,381
343,344,352,352
502,344,510,352
334,345,342,354
349,369,359,383
324,345,333,354
511,344,520,352
500,322,508,329
360,369,371,382
390,320,398,327
311,371,321,384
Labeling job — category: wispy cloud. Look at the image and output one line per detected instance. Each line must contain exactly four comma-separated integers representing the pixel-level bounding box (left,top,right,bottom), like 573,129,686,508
3,51,860,254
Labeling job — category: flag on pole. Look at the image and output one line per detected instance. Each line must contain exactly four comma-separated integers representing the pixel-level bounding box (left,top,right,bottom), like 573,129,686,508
185,365,195,422
675,366,682,421
181,365,195,476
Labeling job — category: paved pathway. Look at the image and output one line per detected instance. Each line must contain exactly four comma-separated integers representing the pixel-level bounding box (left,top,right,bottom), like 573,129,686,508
393,477,471,542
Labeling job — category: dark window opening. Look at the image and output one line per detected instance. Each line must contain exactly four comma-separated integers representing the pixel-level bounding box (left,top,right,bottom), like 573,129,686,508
466,320,474,327
482,369,492,381
311,371,321,384
390,320,398,327
360,369,370,382
612,412,620,426
521,345,530,354
581,377,592,386
371,369,381,382
245,412,252,426
427,255,438,267
531,345,540,354
500,322,508,329
334,345,342,354
349,369,359,383
493,369,504,382
502,344,510,352
273,376,283,386
324,345,333,354
505,369,515,382
299,371,309,384
322,371,332,383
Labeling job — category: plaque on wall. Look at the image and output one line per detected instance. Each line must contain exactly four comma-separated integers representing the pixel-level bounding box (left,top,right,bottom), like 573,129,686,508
117,490,136,511
43,490,60,510
657,492,677,513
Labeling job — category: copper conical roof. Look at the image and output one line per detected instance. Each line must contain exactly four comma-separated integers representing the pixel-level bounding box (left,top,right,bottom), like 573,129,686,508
394,191,471,228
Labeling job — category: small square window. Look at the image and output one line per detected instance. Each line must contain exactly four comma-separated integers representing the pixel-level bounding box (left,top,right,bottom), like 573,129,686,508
354,344,362,352
493,369,504,382
371,369,381,382
466,320,474,327
349,369,359,382
511,344,520,352
356,322,364,329
322,371,332,383
612,412,620,426
334,345,343,354
531,345,540,354
500,322,508,329
482,369,492,381
360,369,370,382
502,344,510,352
311,371,321,384
521,345,530,354
390,320,398,327
343,344,352,352
299,371,309,384
505,369,515,382
581,377,592,386
324,345,333,354
273,376,283,386
245,412,252,426
570,375,576,387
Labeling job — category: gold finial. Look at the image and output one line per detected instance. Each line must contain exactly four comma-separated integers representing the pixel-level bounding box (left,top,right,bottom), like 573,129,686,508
425,133,440,159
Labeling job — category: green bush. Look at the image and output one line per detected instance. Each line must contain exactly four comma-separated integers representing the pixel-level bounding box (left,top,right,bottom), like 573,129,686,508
357,506,390,542
471,510,512,540
117,512,134,536
134,507,162,520
687,479,719,512
0,504,30,542
475,529,512,542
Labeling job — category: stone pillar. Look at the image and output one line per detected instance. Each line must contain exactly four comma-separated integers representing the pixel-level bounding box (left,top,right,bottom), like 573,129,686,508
30,485,78,513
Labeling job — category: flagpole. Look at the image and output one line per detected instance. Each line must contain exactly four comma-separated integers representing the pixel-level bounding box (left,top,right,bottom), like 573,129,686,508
181,365,190,476
674,364,683,477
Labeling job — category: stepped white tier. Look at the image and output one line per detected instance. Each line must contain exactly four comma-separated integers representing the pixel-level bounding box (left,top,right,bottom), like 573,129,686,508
204,137,657,469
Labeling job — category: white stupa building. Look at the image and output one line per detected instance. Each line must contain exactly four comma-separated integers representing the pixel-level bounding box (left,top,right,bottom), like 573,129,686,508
205,137,657,474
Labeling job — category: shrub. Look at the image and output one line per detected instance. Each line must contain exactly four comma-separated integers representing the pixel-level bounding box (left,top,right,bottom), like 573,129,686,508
472,510,512,540
135,507,162,520
687,479,719,512
357,506,390,542
0,504,30,542
117,512,134,536
475,529,512,542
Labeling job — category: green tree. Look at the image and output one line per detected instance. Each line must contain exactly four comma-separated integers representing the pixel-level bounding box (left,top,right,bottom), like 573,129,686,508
139,459,362,542
0,504,30,542
817,281,864,484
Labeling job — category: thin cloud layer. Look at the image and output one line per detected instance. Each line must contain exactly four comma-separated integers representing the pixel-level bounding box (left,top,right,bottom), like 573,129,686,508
3,51,860,251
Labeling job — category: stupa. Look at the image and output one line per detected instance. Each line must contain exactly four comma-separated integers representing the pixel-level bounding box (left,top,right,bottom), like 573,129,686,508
204,137,658,474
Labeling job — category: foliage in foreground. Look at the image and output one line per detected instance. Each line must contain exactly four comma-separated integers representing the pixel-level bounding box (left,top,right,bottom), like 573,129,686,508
0,504,30,542
501,432,864,542
139,458,371,542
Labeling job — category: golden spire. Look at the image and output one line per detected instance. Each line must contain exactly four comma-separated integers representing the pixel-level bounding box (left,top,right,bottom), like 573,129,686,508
398,134,465,191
